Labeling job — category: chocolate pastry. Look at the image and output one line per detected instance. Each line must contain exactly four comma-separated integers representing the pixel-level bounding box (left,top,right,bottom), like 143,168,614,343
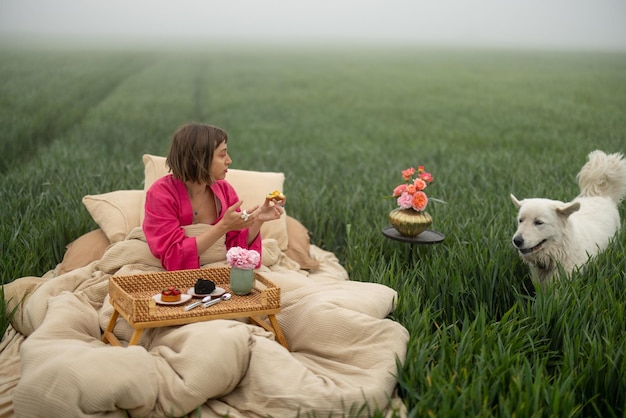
194,278,216,295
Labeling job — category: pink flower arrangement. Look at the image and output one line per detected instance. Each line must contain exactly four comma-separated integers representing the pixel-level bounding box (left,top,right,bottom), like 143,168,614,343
226,247,260,270
392,165,435,212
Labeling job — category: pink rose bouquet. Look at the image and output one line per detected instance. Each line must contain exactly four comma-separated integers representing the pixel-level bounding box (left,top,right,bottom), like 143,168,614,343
226,247,260,270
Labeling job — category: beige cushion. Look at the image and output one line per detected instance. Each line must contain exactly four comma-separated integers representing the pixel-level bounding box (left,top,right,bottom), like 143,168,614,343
57,229,111,274
141,154,289,250
82,190,145,243
284,216,320,270
5,276,49,335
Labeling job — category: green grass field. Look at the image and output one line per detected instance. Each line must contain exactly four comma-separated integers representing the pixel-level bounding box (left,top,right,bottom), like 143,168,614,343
1,43,625,417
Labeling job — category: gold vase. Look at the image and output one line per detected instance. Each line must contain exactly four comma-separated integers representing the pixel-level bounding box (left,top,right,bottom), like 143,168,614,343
389,208,432,237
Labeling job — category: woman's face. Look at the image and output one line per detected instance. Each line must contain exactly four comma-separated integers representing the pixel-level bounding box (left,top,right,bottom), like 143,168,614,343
210,141,231,181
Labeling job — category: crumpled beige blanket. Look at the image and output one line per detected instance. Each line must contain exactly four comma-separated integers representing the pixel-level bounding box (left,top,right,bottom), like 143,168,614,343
1,226,409,417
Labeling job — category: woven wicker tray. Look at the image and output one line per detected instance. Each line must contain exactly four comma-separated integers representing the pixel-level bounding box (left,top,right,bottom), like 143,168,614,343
109,266,280,325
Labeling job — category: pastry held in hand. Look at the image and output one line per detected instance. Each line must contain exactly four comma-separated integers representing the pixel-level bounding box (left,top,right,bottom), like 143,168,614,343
267,190,286,205
194,278,216,295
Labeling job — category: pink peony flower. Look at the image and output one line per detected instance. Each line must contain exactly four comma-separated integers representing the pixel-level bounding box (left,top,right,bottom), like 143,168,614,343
397,192,414,209
226,247,260,270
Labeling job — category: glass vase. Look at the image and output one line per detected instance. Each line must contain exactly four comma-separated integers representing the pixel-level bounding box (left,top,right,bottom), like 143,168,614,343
229,267,255,295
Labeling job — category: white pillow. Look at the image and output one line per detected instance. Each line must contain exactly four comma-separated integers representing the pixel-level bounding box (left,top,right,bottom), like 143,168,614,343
82,190,145,243
141,154,289,250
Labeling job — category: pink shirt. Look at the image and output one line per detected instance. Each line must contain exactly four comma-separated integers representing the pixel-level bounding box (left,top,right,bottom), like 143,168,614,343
143,174,262,271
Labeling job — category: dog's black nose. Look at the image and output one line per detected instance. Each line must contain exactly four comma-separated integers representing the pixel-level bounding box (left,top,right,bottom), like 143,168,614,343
513,236,524,248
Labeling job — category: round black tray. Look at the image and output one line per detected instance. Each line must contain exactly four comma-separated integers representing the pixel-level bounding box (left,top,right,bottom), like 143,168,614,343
381,226,445,244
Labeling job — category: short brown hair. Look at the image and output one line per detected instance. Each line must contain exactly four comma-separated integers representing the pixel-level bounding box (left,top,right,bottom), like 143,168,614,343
166,123,228,183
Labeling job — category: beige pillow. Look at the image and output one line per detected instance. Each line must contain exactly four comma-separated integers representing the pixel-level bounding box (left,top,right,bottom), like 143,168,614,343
284,216,320,270
57,229,111,274
142,154,169,191
141,154,289,250
82,190,145,243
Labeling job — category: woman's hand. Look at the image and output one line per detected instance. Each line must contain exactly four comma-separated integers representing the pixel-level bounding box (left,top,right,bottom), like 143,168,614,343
220,201,260,231
219,198,283,237
238,198,284,245
254,198,285,222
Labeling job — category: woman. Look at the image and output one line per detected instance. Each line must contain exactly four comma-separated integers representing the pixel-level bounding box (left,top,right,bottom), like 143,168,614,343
143,122,284,271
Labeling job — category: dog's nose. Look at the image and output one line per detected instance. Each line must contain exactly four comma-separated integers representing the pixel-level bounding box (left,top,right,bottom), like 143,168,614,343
513,236,524,248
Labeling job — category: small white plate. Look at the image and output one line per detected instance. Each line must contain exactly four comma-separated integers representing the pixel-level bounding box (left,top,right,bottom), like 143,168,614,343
187,287,226,299
152,293,192,305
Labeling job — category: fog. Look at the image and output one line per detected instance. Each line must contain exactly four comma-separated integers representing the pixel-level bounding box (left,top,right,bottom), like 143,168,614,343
1,0,625,50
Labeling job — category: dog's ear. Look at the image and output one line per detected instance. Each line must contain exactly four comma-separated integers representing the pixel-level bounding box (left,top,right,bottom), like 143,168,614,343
510,194,522,208
556,201,581,218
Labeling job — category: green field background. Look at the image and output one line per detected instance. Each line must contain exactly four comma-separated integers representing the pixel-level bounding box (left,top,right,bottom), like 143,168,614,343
1,44,625,416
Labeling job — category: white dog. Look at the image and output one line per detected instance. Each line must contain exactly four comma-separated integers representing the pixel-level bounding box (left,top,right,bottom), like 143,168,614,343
511,150,626,286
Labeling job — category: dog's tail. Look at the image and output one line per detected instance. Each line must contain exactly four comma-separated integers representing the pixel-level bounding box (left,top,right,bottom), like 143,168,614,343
577,150,626,203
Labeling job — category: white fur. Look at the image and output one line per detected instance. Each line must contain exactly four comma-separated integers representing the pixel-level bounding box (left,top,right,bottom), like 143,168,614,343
511,150,626,286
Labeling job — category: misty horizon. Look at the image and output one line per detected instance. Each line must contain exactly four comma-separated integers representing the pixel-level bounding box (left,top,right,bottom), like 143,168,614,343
1,0,626,51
